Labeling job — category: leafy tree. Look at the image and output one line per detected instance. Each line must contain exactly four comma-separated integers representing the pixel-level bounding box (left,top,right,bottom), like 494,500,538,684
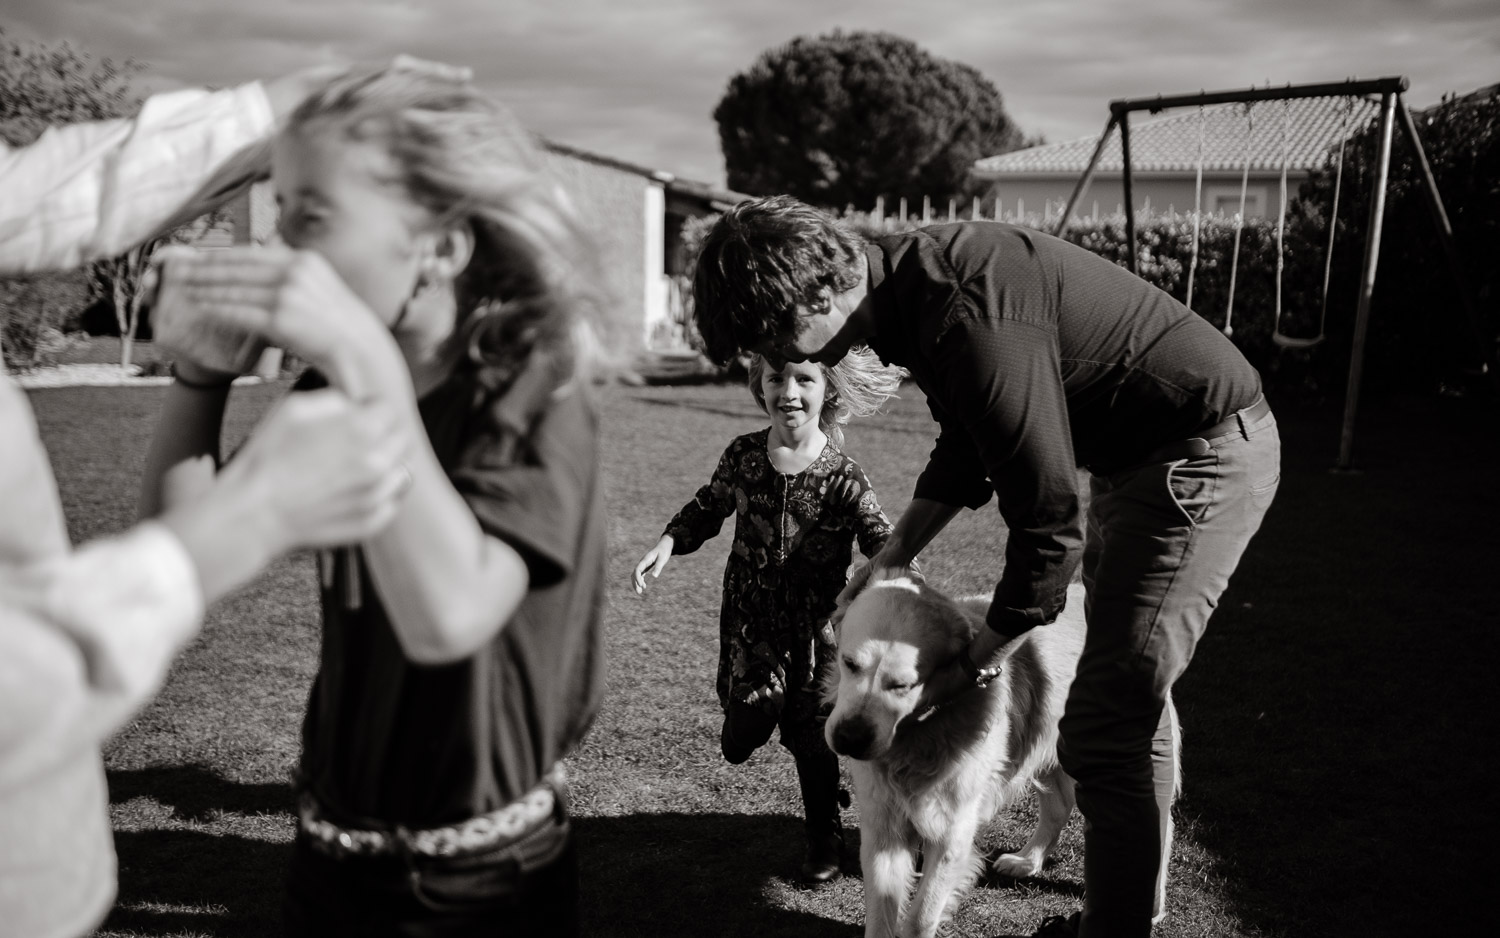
0,26,140,147
1296,87,1499,395
1,27,144,368
713,31,1026,209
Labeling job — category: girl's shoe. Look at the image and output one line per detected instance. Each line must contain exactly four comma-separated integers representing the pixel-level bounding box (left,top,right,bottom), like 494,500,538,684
799,826,844,884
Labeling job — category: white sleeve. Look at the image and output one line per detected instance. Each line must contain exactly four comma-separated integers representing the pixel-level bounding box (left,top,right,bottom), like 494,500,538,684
0,81,276,274
0,522,205,789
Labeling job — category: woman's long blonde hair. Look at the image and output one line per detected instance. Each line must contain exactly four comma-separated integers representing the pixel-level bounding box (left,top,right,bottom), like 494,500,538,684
746,347,902,448
285,66,613,395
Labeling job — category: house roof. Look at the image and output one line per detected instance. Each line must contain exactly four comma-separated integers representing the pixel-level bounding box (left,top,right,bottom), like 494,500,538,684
540,137,749,210
974,95,1380,177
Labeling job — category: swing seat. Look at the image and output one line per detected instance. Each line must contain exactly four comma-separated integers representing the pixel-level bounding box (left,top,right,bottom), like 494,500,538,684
1272,333,1325,349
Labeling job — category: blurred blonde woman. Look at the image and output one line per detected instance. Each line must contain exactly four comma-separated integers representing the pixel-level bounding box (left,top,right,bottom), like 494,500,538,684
139,65,611,937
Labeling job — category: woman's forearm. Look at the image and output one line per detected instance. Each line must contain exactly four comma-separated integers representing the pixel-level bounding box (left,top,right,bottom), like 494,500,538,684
138,379,232,518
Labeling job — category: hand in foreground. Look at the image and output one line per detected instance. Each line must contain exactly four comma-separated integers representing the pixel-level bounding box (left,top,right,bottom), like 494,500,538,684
232,389,411,548
632,536,673,594
160,390,411,601
153,246,404,401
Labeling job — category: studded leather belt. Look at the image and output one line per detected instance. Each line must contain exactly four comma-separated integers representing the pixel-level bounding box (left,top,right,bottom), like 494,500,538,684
298,764,565,859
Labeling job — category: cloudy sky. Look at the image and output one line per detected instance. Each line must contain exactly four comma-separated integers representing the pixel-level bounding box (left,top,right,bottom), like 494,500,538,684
4,0,1497,187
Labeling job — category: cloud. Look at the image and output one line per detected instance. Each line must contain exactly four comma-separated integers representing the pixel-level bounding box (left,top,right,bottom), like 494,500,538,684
4,0,1496,185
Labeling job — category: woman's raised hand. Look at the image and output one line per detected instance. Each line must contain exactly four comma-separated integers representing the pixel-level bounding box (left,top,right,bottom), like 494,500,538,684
152,245,407,402
155,388,413,602
222,389,412,550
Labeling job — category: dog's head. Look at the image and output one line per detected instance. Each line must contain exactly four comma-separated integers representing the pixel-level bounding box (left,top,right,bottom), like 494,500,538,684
823,567,976,762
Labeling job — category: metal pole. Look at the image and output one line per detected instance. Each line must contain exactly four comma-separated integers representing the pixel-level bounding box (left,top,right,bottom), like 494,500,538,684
1120,110,1138,274
1394,97,1499,392
1054,114,1118,239
1112,77,1409,115
1336,91,1397,472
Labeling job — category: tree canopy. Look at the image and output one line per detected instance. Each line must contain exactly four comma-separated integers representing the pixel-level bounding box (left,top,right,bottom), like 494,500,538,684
0,26,140,147
713,31,1026,209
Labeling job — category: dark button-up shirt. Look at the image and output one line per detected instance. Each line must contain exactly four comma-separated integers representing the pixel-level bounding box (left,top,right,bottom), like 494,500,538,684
866,223,1262,636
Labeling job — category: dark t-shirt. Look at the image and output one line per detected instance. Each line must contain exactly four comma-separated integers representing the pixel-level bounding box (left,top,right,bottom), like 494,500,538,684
294,360,606,828
866,223,1263,635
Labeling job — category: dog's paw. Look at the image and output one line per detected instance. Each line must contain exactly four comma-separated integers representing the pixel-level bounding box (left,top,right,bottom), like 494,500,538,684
987,849,1043,879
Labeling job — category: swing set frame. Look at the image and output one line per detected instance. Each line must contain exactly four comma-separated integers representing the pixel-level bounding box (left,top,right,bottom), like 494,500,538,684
1053,76,1493,471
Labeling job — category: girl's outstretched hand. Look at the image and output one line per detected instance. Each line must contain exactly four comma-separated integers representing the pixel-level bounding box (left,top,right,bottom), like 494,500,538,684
632,535,674,595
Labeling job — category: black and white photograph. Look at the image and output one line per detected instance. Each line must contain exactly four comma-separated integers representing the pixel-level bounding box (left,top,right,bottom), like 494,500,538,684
2,2,1496,936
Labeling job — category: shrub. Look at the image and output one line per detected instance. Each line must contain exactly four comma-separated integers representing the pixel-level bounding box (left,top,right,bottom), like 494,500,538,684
1,270,93,370
1299,87,1499,396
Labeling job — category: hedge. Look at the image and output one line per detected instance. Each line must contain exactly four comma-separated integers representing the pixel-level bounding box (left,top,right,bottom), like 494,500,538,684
1,270,93,371
675,89,1497,399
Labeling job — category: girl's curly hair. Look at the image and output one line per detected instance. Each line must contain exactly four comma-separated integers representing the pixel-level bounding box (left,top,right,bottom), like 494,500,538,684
746,346,903,449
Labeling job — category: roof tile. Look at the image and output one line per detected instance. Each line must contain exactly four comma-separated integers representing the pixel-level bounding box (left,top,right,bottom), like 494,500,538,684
975,96,1380,175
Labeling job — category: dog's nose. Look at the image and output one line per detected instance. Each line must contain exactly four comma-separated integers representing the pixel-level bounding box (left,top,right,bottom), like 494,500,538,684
830,718,875,759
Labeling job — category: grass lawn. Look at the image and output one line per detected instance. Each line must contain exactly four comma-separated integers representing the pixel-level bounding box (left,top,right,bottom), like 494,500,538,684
25,377,1499,937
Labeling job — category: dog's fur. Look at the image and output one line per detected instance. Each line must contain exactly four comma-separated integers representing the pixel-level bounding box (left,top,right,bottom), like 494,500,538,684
824,570,1178,938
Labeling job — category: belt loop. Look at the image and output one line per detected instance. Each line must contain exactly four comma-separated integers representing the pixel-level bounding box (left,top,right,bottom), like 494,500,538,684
1235,409,1249,440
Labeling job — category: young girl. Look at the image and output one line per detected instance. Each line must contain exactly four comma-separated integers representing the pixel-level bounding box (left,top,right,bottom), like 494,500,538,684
632,348,902,884
139,66,610,937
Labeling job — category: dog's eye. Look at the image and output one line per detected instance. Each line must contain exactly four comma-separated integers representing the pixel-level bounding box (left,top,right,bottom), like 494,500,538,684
885,681,914,694
841,656,862,675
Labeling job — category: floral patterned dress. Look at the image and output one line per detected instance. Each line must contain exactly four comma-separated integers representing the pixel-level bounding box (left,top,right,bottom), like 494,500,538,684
664,429,895,733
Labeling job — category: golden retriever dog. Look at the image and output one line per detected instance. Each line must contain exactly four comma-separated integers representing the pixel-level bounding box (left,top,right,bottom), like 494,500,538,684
824,569,1178,938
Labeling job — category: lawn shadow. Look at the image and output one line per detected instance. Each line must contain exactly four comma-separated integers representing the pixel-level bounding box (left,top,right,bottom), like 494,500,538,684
576,811,857,938
102,829,290,938
108,764,294,821
1171,396,1500,936
100,767,295,936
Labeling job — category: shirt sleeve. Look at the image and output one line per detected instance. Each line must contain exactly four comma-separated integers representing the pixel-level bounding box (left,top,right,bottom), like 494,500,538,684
0,521,205,790
0,82,275,274
913,393,998,511
841,460,895,559
0,379,71,567
450,387,598,590
663,443,738,555
926,315,1084,636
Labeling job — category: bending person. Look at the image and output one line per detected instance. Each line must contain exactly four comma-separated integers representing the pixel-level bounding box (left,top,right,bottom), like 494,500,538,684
689,195,1281,938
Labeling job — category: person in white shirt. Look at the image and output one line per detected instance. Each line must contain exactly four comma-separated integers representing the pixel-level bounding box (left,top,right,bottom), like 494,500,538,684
0,64,423,938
